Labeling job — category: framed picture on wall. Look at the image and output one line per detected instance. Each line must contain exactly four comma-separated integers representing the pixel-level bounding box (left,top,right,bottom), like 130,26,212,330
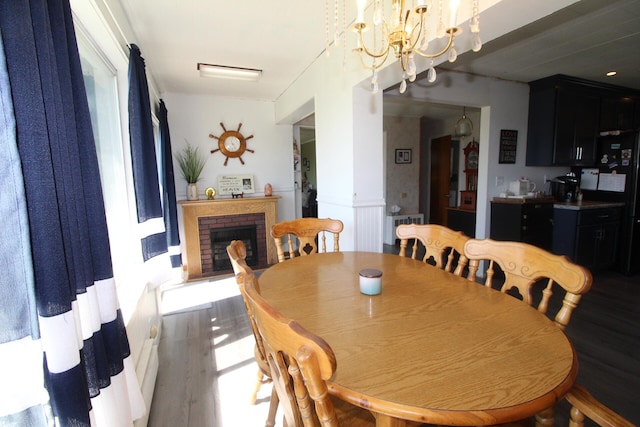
499,129,518,164
395,149,412,164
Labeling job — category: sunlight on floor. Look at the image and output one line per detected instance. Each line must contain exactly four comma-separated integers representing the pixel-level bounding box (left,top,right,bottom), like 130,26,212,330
158,274,280,426
159,275,239,315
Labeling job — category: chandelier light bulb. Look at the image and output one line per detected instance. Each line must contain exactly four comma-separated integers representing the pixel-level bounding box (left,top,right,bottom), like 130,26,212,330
409,73,416,82
356,0,366,23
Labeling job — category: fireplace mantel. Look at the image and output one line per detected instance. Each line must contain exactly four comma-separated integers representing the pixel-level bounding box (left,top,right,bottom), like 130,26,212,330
179,196,280,280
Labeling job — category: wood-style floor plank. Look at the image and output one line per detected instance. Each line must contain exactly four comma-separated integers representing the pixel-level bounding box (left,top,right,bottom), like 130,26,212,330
148,284,276,427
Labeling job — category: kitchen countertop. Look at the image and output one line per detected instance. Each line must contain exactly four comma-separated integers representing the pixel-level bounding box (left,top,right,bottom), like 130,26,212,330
553,200,626,210
491,196,556,204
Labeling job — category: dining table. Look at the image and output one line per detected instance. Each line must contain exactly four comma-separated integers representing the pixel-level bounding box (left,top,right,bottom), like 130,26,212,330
258,251,578,427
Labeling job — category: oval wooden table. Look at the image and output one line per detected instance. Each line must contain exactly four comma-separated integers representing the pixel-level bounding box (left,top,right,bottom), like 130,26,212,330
258,252,578,427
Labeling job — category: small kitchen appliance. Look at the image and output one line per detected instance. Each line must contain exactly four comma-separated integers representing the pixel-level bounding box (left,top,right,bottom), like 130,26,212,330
508,179,536,196
550,173,579,202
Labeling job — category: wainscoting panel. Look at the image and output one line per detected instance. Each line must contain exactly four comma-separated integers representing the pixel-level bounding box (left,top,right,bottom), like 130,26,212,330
354,203,385,252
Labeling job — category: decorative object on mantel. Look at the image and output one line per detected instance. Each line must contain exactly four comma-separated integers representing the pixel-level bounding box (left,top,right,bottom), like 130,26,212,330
209,122,254,165
264,183,273,196
218,174,255,195
205,187,216,200
349,0,482,94
231,192,244,199
175,140,207,200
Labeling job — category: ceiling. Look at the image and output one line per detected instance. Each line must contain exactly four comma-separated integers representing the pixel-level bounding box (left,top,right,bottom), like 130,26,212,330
117,0,640,118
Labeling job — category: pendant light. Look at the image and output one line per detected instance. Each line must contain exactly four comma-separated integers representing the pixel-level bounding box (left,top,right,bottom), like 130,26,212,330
454,107,473,137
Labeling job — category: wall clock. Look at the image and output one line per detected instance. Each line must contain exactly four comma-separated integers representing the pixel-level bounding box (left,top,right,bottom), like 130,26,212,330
209,122,254,166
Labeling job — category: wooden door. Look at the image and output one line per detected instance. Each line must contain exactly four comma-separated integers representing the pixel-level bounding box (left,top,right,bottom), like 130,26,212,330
430,135,451,225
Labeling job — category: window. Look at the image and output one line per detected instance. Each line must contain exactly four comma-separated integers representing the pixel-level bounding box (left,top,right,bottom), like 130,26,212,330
75,26,145,319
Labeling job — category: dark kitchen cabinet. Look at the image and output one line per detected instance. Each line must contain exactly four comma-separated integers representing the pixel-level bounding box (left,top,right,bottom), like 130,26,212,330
447,208,476,238
490,200,554,251
526,75,599,167
600,95,636,132
552,206,622,271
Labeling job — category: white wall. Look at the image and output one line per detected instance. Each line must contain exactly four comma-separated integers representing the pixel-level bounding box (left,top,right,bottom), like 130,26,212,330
162,93,297,224
384,116,421,214
274,0,579,247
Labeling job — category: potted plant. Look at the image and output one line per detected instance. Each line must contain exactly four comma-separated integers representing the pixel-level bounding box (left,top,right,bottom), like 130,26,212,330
175,140,207,200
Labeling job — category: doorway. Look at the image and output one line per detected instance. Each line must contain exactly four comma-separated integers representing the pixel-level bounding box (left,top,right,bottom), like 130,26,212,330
429,135,452,225
293,114,317,219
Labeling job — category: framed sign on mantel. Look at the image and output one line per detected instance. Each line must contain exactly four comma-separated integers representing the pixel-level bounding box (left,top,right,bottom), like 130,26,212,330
217,174,255,195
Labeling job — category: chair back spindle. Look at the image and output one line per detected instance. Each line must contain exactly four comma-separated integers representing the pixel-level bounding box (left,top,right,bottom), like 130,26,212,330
271,218,344,263
396,223,476,277
463,238,592,330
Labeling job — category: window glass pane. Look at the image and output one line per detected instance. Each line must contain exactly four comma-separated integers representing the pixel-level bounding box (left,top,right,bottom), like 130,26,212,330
77,32,137,282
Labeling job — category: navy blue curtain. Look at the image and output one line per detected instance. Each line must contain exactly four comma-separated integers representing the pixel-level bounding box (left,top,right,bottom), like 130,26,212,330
158,99,182,268
0,0,133,424
128,44,167,262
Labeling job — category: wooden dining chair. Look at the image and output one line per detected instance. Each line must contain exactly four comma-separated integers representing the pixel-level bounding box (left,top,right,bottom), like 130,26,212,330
395,223,476,277
271,217,344,263
487,383,635,427
564,384,635,427
239,271,375,427
463,238,592,331
226,240,279,427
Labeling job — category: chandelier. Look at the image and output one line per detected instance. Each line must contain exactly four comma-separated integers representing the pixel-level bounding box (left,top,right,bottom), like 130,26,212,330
351,0,482,94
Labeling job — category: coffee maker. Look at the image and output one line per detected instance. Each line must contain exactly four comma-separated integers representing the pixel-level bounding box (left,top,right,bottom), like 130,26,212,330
550,173,579,202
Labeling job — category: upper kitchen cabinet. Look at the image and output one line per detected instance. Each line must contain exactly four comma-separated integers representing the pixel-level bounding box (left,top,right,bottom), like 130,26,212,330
600,94,637,132
526,75,600,167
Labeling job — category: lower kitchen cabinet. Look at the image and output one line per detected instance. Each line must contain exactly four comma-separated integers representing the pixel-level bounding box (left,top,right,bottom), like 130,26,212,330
447,208,476,238
552,206,622,271
490,200,554,250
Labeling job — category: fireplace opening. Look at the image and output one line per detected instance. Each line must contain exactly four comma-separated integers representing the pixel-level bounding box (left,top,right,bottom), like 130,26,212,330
210,225,258,271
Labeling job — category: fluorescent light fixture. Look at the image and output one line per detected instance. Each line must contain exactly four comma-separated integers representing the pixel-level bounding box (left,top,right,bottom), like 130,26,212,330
197,63,262,81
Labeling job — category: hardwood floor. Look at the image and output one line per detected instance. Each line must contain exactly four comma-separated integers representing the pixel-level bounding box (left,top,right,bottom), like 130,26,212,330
147,264,639,426
147,276,277,427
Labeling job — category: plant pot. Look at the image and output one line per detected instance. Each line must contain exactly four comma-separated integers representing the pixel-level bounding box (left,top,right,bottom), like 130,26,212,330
187,183,198,200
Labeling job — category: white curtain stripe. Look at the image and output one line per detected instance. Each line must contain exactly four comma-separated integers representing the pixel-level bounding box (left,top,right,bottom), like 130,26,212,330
38,311,81,374
95,278,118,324
137,217,165,240
0,337,49,416
76,288,101,341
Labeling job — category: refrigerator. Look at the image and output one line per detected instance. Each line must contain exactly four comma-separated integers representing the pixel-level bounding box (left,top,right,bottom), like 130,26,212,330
575,131,640,275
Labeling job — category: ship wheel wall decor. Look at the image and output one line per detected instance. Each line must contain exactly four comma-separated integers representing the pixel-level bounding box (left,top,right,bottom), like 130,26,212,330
209,122,254,165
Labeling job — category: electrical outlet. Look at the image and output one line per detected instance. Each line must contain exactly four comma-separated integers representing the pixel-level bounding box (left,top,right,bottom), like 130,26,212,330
496,176,504,186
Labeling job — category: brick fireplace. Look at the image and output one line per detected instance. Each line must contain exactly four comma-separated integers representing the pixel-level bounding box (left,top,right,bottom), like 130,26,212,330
179,197,280,281
199,214,267,275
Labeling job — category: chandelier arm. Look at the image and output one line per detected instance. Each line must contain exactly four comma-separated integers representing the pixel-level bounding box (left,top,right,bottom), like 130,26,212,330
413,29,456,59
399,50,408,71
359,50,390,71
356,31,392,59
